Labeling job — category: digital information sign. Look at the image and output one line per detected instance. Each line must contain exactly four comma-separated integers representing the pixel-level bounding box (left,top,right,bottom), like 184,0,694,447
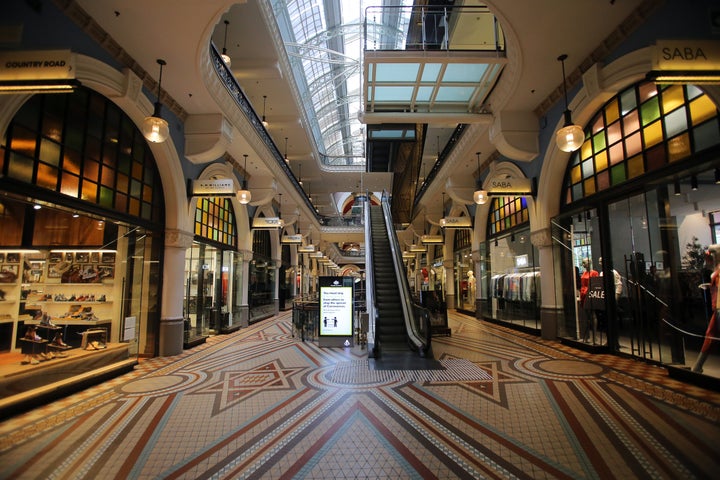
319,277,354,343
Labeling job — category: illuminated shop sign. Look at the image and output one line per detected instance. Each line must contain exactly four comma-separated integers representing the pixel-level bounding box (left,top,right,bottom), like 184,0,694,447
191,178,235,196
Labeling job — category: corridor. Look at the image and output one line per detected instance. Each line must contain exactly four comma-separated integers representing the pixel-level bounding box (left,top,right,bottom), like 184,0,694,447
1,311,718,479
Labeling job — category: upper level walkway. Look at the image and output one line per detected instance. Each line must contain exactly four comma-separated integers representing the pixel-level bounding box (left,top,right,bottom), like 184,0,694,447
1,310,718,478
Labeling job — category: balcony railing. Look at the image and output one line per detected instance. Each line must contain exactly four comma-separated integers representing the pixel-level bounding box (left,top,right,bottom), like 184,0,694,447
364,5,505,52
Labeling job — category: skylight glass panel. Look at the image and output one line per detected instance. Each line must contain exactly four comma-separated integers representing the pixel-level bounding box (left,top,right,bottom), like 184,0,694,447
375,63,420,82
272,0,415,166
443,64,488,83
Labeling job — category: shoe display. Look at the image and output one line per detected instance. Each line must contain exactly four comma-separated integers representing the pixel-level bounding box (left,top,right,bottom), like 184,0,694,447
52,333,68,348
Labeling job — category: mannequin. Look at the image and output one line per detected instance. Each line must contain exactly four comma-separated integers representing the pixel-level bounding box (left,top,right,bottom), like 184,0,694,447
467,270,476,303
598,256,622,348
579,257,598,343
693,247,719,373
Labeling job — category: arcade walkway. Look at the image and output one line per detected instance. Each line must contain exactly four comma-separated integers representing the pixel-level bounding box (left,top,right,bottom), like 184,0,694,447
1,311,718,479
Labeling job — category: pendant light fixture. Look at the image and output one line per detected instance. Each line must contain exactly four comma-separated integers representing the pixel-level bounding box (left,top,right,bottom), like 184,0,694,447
142,59,170,143
220,20,231,67
237,154,252,204
261,95,268,128
555,54,584,153
298,162,303,186
715,168,720,184
284,137,289,162
472,151,488,205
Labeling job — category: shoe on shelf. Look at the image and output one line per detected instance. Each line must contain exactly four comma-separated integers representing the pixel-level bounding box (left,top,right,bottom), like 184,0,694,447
30,357,39,365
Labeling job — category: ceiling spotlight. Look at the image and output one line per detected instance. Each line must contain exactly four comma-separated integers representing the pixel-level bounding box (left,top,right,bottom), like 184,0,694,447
555,54,584,152
33,204,41,210
142,59,169,143
237,154,252,204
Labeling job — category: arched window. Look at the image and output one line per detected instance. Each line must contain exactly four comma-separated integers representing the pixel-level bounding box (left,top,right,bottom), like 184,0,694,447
563,81,719,204
194,197,236,247
2,87,164,223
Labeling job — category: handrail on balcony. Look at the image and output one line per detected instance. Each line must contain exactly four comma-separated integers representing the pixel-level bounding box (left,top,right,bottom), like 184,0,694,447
363,5,505,52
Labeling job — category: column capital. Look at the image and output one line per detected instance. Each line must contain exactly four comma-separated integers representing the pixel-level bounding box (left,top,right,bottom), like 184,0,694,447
530,227,552,248
165,229,194,249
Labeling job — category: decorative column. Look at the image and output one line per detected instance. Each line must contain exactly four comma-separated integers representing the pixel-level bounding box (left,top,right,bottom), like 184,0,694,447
240,250,252,327
443,258,456,309
160,228,194,356
531,227,561,340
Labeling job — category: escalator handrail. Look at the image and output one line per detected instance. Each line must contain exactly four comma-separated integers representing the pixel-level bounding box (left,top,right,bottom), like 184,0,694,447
363,192,377,353
381,191,428,355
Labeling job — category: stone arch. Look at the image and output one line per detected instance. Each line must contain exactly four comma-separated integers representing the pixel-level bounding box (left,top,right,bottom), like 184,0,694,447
0,54,189,236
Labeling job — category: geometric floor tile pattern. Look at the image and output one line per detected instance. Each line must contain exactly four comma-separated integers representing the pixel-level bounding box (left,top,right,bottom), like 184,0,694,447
1,311,719,479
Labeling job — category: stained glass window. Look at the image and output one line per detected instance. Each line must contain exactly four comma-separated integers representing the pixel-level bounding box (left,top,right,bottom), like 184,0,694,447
3,87,163,223
488,196,528,236
563,82,720,205
194,197,236,248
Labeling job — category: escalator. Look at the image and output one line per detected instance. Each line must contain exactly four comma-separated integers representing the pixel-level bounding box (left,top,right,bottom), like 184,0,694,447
370,205,407,351
365,193,431,359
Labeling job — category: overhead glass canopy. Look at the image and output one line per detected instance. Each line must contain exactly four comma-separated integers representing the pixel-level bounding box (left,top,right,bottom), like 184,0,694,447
270,1,505,166
271,0,403,167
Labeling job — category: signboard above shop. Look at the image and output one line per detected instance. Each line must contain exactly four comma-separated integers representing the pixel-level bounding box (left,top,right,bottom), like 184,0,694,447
485,177,534,196
190,178,236,197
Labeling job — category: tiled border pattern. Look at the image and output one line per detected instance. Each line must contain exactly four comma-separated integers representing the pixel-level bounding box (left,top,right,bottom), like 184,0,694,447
0,311,718,479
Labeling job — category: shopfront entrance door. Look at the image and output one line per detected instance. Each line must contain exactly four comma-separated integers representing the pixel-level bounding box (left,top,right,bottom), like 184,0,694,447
606,189,686,365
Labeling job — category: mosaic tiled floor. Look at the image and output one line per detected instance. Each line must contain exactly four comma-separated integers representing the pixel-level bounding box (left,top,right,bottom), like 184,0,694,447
0,311,719,479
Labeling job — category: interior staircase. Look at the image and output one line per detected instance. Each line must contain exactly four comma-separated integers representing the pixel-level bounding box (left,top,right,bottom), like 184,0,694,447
370,205,408,353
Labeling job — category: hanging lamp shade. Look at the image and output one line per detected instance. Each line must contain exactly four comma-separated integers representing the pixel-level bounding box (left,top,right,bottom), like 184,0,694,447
473,189,488,205
556,114,584,153
237,154,252,204
220,20,231,67
143,59,169,143
472,152,488,205
555,54,583,153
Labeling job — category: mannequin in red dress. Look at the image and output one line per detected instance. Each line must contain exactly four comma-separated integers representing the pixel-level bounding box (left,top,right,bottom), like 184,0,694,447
580,257,599,343
693,247,719,373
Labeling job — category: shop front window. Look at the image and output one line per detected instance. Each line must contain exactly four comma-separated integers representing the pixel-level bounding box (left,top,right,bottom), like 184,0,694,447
184,196,240,343
486,229,540,329
556,79,720,379
484,196,540,329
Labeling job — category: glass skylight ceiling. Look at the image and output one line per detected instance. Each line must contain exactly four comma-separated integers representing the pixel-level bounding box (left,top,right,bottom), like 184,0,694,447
270,1,505,166
271,0,406,167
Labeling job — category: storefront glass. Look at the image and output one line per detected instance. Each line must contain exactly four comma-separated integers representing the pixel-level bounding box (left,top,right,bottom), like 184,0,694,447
249,229,276,322
0,86,164,403
555,79,720,379
483,196,540,329
486,229,540,329
183,196,240,344
0,197,151,400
